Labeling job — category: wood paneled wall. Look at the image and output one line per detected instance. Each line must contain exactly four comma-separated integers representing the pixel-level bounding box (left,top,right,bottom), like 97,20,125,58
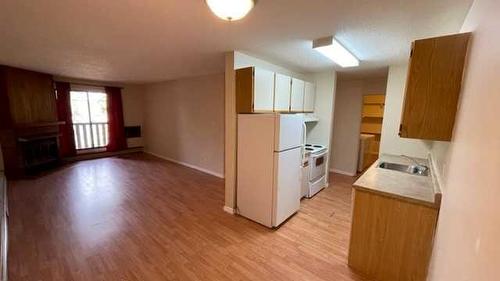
0,65,58,178
2,66,57,125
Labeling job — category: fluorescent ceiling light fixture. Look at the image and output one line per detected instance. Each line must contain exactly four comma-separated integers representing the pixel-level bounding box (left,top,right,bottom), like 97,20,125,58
206,0,256,21
313,36,359,67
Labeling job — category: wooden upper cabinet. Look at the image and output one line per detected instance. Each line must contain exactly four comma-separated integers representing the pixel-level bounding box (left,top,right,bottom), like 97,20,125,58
236,67,275,113
400,33,471,141
274,73,291,112
303,82,315,112
290,78,305,112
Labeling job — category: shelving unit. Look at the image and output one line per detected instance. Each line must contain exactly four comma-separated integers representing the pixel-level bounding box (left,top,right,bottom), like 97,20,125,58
359,94,385,170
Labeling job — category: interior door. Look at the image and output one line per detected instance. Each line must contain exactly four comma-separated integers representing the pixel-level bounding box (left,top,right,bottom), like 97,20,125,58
274,73,291,112
304,82,316,112
253,67,275,112
273,147,302,227
290,78,305,112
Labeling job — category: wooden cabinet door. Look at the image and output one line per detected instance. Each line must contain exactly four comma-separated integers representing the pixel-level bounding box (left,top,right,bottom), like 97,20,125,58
290,78,305,112
303,82,315,112
400,33,470,141
253,67,275,112
274,73,291,112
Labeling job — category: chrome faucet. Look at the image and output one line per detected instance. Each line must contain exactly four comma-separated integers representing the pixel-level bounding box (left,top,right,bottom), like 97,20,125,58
401,155,429,174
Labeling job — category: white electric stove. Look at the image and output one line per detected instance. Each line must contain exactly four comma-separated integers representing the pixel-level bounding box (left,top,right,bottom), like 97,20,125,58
302,144,328,198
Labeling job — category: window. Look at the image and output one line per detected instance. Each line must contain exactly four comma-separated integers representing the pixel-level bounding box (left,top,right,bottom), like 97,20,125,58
70,90,109,150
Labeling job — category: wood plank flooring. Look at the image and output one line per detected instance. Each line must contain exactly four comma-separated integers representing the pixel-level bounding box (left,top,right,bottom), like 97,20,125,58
7,153,368,281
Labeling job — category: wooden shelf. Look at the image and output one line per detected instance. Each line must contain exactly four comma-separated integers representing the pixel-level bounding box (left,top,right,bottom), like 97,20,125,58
360,95,385,170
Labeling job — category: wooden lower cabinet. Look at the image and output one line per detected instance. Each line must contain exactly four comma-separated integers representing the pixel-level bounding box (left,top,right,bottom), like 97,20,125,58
348,189,438,281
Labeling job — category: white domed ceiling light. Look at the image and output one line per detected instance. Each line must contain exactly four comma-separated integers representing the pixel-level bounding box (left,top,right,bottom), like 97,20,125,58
205,0,256,21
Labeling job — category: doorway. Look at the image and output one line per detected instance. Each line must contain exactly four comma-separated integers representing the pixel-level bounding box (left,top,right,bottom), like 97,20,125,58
70,90,109,152
330,76,388,177
358,94,385,171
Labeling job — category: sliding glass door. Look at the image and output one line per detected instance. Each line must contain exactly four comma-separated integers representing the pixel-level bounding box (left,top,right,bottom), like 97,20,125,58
70,91,109,151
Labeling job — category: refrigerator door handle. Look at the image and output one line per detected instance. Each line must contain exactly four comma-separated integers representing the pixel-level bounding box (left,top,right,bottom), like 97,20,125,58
300,122,307,164
302,123,307,146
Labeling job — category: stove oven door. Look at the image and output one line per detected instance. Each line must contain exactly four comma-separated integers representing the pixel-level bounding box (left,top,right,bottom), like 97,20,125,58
309,152,327,182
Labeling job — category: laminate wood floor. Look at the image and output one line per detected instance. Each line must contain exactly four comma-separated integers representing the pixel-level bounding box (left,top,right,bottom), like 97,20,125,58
8,153,368,281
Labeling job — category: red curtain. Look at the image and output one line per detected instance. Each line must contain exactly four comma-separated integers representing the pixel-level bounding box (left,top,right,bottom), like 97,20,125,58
55,82,77,157
106,86,127,152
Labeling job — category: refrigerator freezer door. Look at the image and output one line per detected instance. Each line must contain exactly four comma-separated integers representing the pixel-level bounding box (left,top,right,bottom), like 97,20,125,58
275,114,304,152
237,114,275,227
273,147,302,227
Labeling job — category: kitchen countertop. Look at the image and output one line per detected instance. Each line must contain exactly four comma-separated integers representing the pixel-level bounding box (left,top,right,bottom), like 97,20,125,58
353,154,441,209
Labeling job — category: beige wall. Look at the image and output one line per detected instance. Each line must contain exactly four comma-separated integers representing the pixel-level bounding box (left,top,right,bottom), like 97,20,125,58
143,73,224,178
379,65,434,159
379,65,455,187
330,78,387,176
330,80,363,175
224,52,237,211
122,85,145,148
234,51,312,81
307,71,337,183
428,0,500,279
306,71,336,146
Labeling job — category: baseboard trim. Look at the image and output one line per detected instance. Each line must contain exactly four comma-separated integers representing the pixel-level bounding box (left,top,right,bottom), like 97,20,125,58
144,151,224,179
223,206,235,215
330,168,357,177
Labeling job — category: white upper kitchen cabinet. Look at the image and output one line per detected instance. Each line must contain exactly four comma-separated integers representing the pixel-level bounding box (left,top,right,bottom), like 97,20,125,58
236,67,276,113
253,67,275,112
303,82,316,112
290,78,305,112
274,73,291,112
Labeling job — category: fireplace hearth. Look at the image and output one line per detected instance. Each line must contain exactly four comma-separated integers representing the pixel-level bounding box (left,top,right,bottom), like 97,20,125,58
18,134,60,173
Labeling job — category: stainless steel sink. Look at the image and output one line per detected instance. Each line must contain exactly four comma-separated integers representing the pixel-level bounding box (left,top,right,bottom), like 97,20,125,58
378,162,429,176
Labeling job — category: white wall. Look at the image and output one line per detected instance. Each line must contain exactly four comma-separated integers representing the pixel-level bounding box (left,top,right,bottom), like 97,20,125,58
122,85,145,148
330,77,387,176
379,65,433,158
428,0,500,279
143,73,225,178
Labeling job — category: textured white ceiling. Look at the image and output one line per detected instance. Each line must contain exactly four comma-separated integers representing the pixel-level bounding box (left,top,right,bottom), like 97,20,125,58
0,0,472,83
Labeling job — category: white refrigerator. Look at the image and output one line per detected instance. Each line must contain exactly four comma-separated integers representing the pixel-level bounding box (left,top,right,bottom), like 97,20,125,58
237,113,304,228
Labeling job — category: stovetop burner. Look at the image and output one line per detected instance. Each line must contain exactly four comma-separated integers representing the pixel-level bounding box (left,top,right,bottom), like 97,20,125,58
304,143,327,154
